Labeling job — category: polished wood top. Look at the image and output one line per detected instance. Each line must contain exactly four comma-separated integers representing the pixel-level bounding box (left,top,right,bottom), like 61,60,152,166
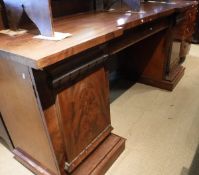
0,1,197,69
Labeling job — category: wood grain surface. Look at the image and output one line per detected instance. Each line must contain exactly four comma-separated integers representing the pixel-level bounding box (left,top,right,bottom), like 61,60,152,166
32,65,112,173
55,67,111,163
0,2,197,69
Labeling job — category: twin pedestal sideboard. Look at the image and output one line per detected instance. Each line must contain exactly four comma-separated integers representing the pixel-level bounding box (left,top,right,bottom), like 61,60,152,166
0,1,198,175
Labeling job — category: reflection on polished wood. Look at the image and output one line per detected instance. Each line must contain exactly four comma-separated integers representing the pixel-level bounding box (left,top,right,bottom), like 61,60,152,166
0,2,197,69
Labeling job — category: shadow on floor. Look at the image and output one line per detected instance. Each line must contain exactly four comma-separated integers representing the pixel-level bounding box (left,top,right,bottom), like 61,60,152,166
188,144,199,175
109,71,136,103
180,144,199,175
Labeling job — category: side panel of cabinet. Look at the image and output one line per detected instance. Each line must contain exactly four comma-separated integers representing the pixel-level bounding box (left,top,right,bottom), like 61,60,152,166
0,58,59,175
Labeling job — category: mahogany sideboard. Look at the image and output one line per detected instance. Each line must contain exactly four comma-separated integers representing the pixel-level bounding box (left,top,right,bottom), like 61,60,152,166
0,1,197,175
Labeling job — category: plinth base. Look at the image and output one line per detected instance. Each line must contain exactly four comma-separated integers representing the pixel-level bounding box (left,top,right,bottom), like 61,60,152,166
139,66,185,91
13,134,125,175
72,134,125,175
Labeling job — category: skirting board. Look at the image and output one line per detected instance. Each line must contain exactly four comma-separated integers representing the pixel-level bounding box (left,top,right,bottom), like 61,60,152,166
13,133,126,175
139,66,185,91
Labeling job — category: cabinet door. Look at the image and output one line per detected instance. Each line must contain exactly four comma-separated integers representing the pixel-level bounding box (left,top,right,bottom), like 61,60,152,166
55,67,111,169
168,7,196,73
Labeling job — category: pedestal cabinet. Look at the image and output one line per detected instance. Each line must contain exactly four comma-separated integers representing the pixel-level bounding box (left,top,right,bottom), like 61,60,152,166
166,4,197,82
0,47,125,175
32,49,114,173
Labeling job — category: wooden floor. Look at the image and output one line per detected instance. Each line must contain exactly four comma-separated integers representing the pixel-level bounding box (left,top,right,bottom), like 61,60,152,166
1,46,199,175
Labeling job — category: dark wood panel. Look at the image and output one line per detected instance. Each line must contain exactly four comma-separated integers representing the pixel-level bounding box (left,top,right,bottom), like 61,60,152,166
55,67,112,171
167,4,197,82
175,6,197,40
0,58,59,175
32,64,112,173
0,3,4,29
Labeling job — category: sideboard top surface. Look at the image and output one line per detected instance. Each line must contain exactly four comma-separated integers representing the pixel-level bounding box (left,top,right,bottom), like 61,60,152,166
0,1,196,69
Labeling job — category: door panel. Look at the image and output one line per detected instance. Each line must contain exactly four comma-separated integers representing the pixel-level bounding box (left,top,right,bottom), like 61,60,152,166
54,67,112,170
